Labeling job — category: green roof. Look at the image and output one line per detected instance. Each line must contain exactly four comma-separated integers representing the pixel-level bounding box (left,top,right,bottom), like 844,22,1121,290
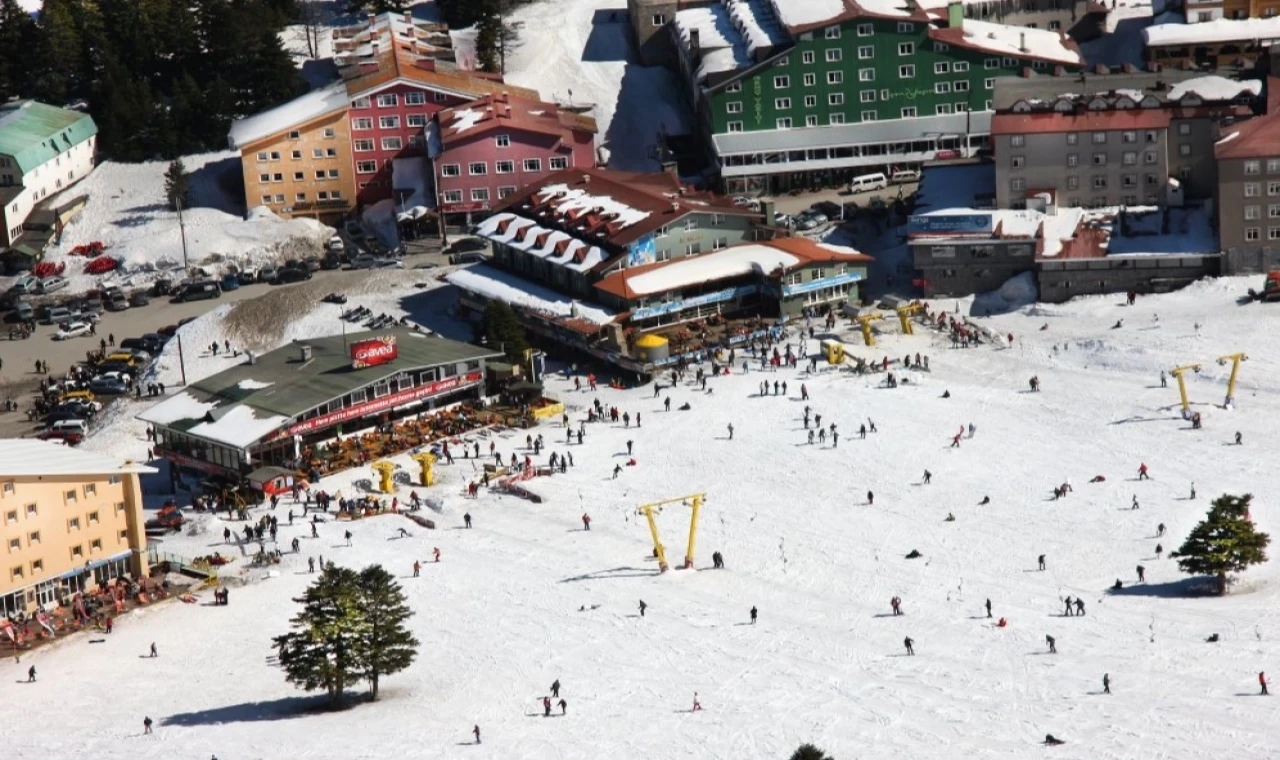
0,101,98,175
148,327,500,427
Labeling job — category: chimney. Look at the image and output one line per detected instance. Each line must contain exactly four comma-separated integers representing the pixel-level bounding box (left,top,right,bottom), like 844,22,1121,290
661,160,678,177
948,1,964,29
582,174,591,184
403,10,412,26
1019,32,1027,53
670,202,679,212
689,28,701,53
366,11,376,26
299,344,313,363
372,39,380,56
760,199,775,227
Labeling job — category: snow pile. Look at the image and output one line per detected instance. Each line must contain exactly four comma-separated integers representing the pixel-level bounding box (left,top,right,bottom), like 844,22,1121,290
1107,206,1216,256
972,270,1039,316
724,0,788,56
624,244,798,296
674,6,749,81
39,152,332,294
958,19,1083,66
1167,76,1262,101
768,0,864,26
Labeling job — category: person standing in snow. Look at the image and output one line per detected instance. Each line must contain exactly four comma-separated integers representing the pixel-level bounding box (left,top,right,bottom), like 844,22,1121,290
472,725,481,744
867,491,875,505
1235,431,1243,445
923,470,932,484
543,696,552,717
344,530,352,546
890,596,903,616
726,423,734,440
1190,482,1197,500
551,679,561,698
558,698,567,715
143,716,153,734
1038,554,1046,571
692,692,703,711
413,561,421,578
1157,523,1166,537
1103,673,1111,694
1064,597,1074,617
1075,599,1085,616
150,643,158,658
582,513,591,531
1138,463,1150,480
27,665,35,682
1261,672,1269,696
1046,635,1057,654
985,598,993,618
1155,543,1163,558
1136,565,1145,582
750,606,758,624
903,637,915,656
639,600,648,617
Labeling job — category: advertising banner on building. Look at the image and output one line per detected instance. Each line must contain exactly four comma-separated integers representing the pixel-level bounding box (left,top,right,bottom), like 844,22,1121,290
351,336,399,368
907,213,993,237
287,371,484,436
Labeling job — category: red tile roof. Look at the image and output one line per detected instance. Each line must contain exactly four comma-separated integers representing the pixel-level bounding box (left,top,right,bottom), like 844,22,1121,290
1215,78,1280,159
991,109,1174,135
434,93,596,148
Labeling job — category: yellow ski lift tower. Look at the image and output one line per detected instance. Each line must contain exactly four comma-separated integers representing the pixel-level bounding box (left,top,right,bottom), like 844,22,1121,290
895,303,924,335
1216,353,1248,407
636,493,707,572
1169,364,1202,419
853,314,884,346
371,461,397,494
411,452,437,487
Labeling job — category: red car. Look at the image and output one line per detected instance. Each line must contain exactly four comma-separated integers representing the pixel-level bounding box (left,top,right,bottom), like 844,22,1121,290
36,429,83,446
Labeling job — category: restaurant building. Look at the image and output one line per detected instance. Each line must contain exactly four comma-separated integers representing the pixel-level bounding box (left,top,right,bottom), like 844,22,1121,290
138,328,500,479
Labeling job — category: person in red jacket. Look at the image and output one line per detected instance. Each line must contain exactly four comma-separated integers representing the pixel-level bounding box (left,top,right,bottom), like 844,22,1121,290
1261,671,1269,696
1138,463,1150,480
581,513,591,531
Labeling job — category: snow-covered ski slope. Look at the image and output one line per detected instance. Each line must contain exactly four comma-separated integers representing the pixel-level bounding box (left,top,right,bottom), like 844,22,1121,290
6,276,1280,760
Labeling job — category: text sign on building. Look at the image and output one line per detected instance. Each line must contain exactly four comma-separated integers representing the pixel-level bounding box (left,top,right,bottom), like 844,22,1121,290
907,214,993,238
630,284,759,320
782,270,866,297
287,371,484,437
351,336,399,368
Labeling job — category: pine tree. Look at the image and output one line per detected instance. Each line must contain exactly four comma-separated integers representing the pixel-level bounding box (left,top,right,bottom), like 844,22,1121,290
789,744,833,760
1172,493,1270,595
273,565,365,708
355,565,418,700
479,299,528,363
164,159,191,210
475,11,501,73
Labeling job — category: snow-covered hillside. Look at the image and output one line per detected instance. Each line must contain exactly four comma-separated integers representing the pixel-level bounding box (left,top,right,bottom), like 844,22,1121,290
8,275,1280,760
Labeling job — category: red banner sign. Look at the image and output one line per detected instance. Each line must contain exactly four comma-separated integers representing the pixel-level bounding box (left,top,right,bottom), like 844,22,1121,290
286,371,484,437
351,336,398,368
155,447,235,476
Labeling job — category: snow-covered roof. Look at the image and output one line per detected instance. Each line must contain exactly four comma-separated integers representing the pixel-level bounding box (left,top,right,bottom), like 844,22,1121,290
1167,76,1262,101
1144,16,1280,47
674,6,750,81
1038,207,1086,258
0,439,156,477
185,406,293,450
227,82,349,148
536,183,652,228
137,391,220,427
951,19,1082,66
475,213,607,272
625,245,799,297
446,264,618,325
768,0,858,27
725,0,789,57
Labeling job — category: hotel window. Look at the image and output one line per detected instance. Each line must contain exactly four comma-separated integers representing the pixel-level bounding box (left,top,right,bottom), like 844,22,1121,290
275,194,284,203
1178,122,1191,136
861,91,876,103
523,158,542,172
900,107,917,118
1270,205,1280,218
985,58,999,69
471,188,490,202
91,538,102,552
1179,144,1191,157
498,185,518,198
935,104,953,115
984,78,996,90
314,170,326,179
65,490,76,504
955,80,969,92
495,134,511,148
1268,160,1280,174
826,48,842,62
1092,153,1107,166
727,121,744,132
7,538,17,552
897,22,914,32
856,23,872,36
405,92,426,106
897,42,913,55
496,160,515,174
1245,160,1261,175
256,151,268,161
1245,227,1260,241
291,150,302,159
829,93,845,106
899,65,915,78
827,25,842,38
296,192,307,202
805,95,817,108
31,559,42,572
1122,175,1137,188
830,113,845,124
441,164,461,177
954,61,969,72
934,62,950,74
354,139,374,151
381,137,403,150
829,71,845,84
858,45,873,59
1145,131,1158,143
377,94,398,107
1245,204,1261,219
861,110,878,121
550,157,568,169
25,503,36,516
313,148,324,158
1066,176,1079,190
84,483,96,497
70,545,83,559
725,81,741,93
406,114,426,127
773,75,790,88
1010,156,1024,169
261,194,272,204
1092,132,1107,144
1092,176,1107,189
651,13,665,24
378,116,400,129
712,236,728,250
775,97,791,109
10,566,21,580
435,92,448,101
352,118,373,130
727,101,743,113
68,517,80,530
352,97,371,108
442,189,463,204
323,128,336,138
803,51,815,64
777,117,793,129
357,160,378,174
88,511,99,524
935,82,951,94
712,213,726,226
1122,151,1136,165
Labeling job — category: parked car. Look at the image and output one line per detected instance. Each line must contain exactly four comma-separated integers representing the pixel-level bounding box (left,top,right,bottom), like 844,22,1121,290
106,290,129,311
12,300,33,322
320,253,342,270
53,321,92,340
257,265,278,283
447,237,488,254
50,401,98,420
274,267,312,284
221,273,241,291
36,428,83,446
151,278,175,296
792,213,818,231
37,276,69,294
96,360,141,377
140,332,171,348
302,256,322,272
448,251,486,265
327,236,345,254
89,375,130,394
82,294,105,314
813,201,842,219
121,336,161,354
371,257,405,269
129,291,150,307
774,212,792,227
146,504,185,532
349,254,376,270
46,419,89,436
173,281,221,303
11,275,40,295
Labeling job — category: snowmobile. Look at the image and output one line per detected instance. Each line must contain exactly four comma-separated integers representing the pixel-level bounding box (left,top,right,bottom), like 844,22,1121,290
322,293,347,305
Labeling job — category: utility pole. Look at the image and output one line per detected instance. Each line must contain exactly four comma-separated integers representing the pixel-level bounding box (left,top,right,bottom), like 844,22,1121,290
176,333,188,386
176,197,190,272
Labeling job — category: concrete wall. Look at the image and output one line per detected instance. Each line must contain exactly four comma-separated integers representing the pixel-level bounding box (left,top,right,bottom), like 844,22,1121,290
1168,118,1219,200
1038,254,1220,301
912,238,1037,296
1,471,149,614
997,128,1172,209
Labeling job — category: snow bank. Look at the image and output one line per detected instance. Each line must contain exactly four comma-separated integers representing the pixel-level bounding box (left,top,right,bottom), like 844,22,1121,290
1144,16,1280,46
958,19,1082,66
41,152,332,294
447,264,617,324
768,0,862,26
626,245,798,296
1167,75,1262,101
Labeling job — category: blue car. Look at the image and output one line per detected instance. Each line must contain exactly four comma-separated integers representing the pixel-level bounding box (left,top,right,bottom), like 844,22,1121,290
221,273,241,291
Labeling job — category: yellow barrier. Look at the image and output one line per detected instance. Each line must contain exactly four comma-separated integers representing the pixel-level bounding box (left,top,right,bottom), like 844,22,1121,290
532,402,565,420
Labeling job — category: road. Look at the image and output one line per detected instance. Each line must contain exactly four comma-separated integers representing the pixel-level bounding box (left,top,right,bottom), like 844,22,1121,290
0,258,451,439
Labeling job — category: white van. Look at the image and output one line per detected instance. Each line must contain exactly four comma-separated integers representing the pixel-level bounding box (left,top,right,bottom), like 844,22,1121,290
849,172,888,193
48,419,88,435
890,169,921,184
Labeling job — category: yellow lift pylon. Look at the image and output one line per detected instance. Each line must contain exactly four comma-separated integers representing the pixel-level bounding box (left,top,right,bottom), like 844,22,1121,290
371,461,397,493
636,493,707,572
411,452,437,486
1216,353,1248,407
1168,364,1202,419
853,314,884,346
895,302,924,335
